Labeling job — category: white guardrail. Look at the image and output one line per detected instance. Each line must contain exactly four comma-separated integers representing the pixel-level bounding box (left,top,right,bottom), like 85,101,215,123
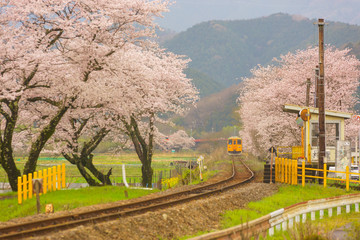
190,193,360,240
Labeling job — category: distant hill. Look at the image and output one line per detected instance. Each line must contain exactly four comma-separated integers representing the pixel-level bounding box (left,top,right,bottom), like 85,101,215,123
342,41,360,59
184,68,223,97
156,28,177,44
163,13,360,89
175,84,241,134
168,14,360,133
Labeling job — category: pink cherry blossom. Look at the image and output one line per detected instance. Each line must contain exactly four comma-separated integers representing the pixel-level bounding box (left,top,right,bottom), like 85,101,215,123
239,46,360,157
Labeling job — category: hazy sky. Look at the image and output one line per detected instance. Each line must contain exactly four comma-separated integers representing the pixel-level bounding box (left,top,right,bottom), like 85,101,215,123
157,0,360,32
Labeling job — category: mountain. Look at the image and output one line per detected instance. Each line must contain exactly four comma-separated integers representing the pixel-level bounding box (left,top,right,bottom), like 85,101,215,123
174,84,241,134
163,13,360,89
342,41,360,59
167,13,360,133
155,28,177,44
184,68,223,97
157,0,360,32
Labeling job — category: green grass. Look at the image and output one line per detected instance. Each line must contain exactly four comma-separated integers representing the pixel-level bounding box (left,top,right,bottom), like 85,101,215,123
0,151,222,222
266,211,360,239
177,167,218,187
221,184,359,229
0,186,159,222
0,152,202,184
179,183,360,239
0,191,17,197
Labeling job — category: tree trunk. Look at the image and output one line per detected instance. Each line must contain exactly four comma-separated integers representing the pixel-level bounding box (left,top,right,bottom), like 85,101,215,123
83,154,112,185
141,160,153,188
124,114,155,188
63,153,103,186
75,160,102,186
24,105,69,175
62,126,112,186
0,98,22,191
1,152,21,191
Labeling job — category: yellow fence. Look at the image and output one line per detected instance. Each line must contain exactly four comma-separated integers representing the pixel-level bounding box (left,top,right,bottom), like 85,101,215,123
277,146,304,160
275,158,298,185
17,164,66,204
275,157,360,191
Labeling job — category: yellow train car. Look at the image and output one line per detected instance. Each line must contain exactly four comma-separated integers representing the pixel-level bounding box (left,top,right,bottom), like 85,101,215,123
227,136,242,155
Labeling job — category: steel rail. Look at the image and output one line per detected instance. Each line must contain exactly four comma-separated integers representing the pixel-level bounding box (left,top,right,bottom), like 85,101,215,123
0,158,253,240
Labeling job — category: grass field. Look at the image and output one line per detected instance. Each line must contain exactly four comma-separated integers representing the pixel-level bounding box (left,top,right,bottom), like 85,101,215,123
0,152,200,185
3,151,359,238
221,184,360,228
0,150,223,222
0,186,159,222
180,184,360,239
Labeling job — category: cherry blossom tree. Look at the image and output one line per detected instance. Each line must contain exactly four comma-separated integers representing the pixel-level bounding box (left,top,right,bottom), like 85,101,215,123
0,0,170,190
162,130,195,151
239,46,360,157
47,42,197,187
113,46,198,187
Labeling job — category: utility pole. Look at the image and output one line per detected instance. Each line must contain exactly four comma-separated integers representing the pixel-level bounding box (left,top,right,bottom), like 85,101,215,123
318,19,326,180
314,66,319,108
305,78,311,161
306,78,311,107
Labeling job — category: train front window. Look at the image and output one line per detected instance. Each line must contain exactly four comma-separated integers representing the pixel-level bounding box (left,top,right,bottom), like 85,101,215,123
228,140,232,145
238,140,242,144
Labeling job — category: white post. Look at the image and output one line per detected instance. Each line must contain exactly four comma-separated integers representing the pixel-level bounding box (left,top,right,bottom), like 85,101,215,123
289,218,294,228
122,164,129,188
311,211,316,221
328,208,333,217
276,224,281,231
346,205,350,213
355,203,359,212
320,209,324,219
269,227,274,236
302,213,307,222
197,155,204,181
295,215,300,223
282,221,287,231
337,206,341,215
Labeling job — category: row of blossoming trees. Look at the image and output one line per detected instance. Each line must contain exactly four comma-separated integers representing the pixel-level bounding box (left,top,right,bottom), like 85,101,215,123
239,47,360,158
0,0,198,191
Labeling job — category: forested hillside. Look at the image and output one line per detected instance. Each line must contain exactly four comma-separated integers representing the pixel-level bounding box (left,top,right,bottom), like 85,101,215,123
184,68,223,97
174,84,241,135
163,13,360,89
169,13,360,134
343,41,360,59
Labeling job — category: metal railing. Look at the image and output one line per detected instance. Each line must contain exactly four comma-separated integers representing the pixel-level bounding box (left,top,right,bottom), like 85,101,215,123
275,157,360,191
277,146,304,160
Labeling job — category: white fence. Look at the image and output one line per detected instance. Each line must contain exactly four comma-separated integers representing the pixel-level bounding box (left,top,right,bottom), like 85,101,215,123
190,193,360,239
268,193,360,235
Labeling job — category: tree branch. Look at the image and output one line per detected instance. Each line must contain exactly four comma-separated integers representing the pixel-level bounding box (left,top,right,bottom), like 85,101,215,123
27,97,61,107
23,64,39,86
81,127,110,157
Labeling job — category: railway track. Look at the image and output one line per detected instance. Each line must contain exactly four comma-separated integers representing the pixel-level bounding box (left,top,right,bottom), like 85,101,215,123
0,157,254,239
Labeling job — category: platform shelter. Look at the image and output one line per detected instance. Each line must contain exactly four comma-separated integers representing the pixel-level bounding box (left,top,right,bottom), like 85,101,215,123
283,104,352,164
